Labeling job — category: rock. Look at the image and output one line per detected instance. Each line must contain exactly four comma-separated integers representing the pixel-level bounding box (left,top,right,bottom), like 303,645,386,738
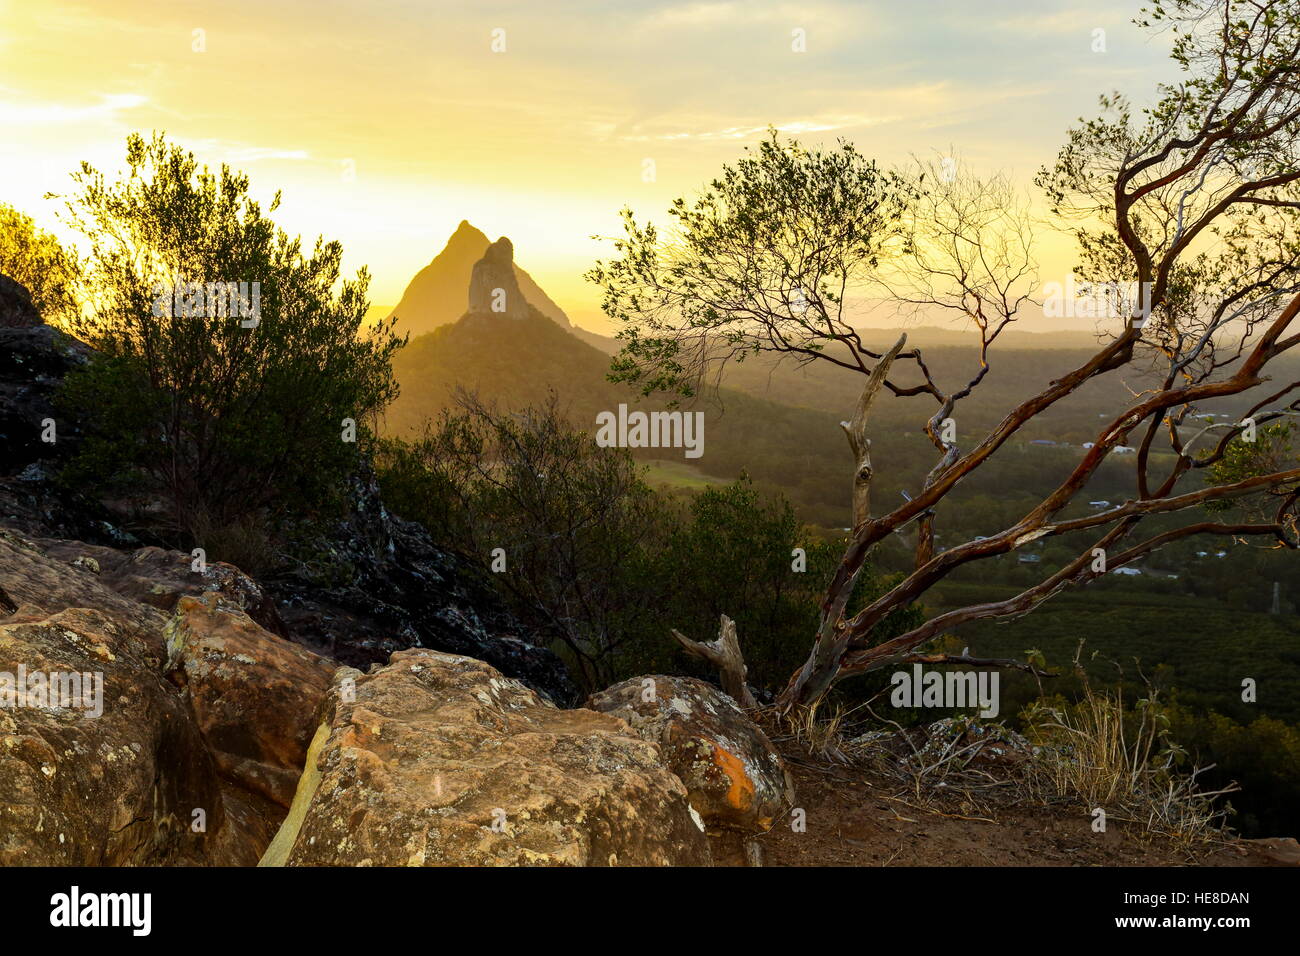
1239,837,1300,866
467,237,532,319
0,274,41,329
0,528,282,864
269,649,712,866
269,467,576,704
0,606,254,864
915,717,1033,770
0,530,170,661
0,321,92,478
586,675,794,833
165,593,336,808
96,544,287,637
0,470,136,547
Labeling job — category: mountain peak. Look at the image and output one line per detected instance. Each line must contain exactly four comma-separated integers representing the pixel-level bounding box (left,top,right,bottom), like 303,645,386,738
387,221,572,335
468,237,529,318
442,220,489,255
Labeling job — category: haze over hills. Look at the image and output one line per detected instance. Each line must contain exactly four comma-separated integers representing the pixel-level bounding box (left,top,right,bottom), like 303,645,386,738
385,224,1298,529
386,220,571,337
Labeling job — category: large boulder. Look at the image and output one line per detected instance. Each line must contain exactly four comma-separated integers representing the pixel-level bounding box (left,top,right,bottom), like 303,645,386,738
0,530,168,660
0,605,257,864
0,528,283,865
165,593,336,808
587,675,794,834
266,649,712,866
98,544,286,636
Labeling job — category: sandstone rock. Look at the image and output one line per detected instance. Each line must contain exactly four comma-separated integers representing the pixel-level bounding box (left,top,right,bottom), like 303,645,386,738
0,529,283,864
99,545,287,636
34,538,286,635
586,675,794,833
165,593,336,808
0,606,244,864
269,649,712,866
0,530,169,661
467,237,531,319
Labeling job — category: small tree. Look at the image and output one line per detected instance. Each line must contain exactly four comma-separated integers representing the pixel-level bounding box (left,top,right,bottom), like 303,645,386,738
54,133,404,545
0,203,82,324
590,1,1300,714
379,393,668,690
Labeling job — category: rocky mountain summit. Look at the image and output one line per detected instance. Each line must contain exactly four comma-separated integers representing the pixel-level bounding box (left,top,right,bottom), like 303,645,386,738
386,221,572,336
467,236,534,319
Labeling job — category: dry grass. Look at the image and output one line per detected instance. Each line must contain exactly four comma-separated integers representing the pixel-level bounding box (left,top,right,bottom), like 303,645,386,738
762,654,1237,849
1021,666,1238,848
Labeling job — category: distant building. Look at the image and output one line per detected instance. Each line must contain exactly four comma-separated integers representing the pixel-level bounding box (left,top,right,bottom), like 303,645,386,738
1088,500,1110,508
1018,553,1041,564
1113,445,1136,454
1113,566,1142,576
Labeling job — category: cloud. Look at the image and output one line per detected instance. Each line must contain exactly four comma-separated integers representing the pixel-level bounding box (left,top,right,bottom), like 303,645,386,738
641,0,848,29
0,92,146,125
994,5,1135,35
621,114,895,142
176,139,313,163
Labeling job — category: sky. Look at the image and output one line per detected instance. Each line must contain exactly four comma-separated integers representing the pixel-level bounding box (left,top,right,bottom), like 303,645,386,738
1,0,1179,331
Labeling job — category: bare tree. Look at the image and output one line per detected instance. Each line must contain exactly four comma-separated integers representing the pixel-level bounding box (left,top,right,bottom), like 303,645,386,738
589,0,1300,714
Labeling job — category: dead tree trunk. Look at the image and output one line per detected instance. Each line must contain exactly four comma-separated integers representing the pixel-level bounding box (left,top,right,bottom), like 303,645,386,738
776,334,906,713
671,614,757,709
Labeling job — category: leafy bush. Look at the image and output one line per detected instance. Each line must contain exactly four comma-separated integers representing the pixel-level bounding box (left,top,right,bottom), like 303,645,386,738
53,133,404,546
379,394,668,689
378,396,913,696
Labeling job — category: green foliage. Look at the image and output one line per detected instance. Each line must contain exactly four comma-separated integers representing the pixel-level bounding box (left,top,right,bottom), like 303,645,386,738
587,128,912,400
659,476,835,690
1203,422,1296,517
377,399,910,696
378,395,669,690
1166,704,1300,838
0,202,82,323
53,133,405,543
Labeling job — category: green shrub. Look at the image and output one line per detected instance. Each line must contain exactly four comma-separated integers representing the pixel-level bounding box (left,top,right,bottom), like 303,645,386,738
54,133,404,546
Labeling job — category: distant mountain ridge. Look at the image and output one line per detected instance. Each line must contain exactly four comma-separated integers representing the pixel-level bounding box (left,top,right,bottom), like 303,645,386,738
387,220,570,336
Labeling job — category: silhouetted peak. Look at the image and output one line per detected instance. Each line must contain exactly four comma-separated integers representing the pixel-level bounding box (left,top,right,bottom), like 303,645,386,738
468,237,529,318
483,236,514,265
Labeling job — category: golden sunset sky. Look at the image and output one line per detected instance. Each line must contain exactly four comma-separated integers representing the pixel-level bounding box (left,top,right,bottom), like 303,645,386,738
1,0,1176,331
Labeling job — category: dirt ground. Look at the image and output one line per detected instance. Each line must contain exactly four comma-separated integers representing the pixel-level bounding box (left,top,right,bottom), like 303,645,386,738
711,756,1291,867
